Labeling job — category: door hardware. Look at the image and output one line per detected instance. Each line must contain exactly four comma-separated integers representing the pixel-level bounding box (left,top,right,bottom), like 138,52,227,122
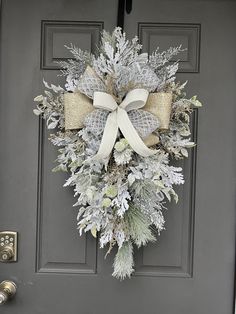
125,0,132,14
0,231,18,262
117,0,133,28
0,281,17,305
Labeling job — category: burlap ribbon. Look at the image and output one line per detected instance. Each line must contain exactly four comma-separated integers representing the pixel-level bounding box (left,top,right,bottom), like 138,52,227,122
64,90,172,159
143,92,172,130
64,92,94,130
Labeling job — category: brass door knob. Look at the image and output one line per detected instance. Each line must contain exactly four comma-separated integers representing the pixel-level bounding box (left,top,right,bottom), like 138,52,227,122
0,246,14,262
0,281,17,305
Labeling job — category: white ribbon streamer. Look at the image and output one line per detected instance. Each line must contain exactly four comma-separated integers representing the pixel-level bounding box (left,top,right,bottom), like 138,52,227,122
93,89,157,160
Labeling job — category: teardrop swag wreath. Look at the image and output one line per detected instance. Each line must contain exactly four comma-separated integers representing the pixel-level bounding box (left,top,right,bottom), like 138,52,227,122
34,27,202,280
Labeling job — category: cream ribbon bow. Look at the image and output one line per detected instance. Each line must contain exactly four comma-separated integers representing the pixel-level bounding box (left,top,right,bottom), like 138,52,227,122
93,88,157,160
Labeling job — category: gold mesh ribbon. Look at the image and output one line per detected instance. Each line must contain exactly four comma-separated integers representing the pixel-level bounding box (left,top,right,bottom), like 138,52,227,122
64,92,94,130
144,92,172,130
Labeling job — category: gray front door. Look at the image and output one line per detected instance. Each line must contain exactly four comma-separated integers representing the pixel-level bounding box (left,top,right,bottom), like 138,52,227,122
0,1,235,313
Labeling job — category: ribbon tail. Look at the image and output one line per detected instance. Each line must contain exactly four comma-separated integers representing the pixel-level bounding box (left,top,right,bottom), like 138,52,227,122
93,111,119,160
117,108,157,157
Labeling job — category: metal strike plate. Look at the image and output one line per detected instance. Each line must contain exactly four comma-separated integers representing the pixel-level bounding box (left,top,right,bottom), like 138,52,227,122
0,231,18,262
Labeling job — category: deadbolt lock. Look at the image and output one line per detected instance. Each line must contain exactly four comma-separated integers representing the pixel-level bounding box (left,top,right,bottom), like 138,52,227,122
0,231,17,262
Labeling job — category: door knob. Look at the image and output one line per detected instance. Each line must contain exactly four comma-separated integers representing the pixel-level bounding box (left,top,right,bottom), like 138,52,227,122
0,281,17,305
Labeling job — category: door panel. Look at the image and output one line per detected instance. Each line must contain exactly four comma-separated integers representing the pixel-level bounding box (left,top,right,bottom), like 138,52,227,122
138,23,200,73
36,124,97,274
41,20,104,70
36,19,103,275
133,22,200,278
0,0,235,314
134,112,197,277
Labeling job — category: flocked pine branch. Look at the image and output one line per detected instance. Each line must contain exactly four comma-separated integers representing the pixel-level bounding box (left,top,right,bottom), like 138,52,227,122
113,241,134,280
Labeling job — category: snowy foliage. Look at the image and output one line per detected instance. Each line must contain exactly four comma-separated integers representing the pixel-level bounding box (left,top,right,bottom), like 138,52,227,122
33,27,202,280
58,44,93,91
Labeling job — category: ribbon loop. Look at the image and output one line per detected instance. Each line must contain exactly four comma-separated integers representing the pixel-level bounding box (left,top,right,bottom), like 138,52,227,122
119,89,149,111
92,89,157,160
93,92,118,111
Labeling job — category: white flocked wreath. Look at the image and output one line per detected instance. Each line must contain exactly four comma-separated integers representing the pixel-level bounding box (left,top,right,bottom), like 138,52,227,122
34,27,202,280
